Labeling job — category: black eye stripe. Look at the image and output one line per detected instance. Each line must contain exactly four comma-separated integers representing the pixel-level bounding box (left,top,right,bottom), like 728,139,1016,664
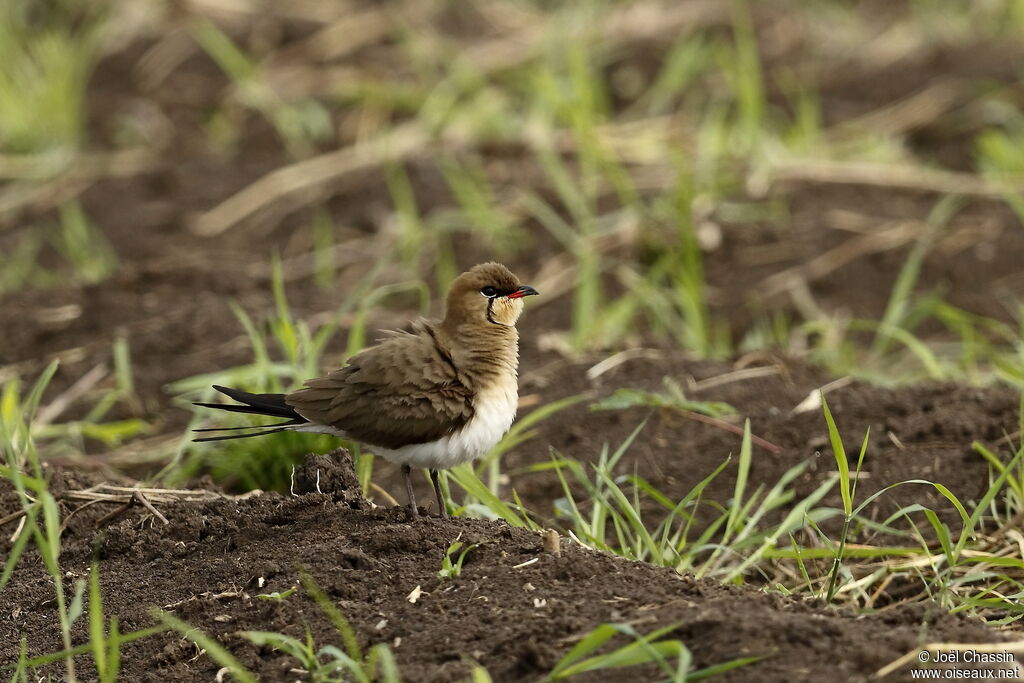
485,298,499,324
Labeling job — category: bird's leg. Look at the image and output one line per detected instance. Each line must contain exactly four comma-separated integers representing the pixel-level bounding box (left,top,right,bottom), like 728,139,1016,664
402,464,418,519
430,469,449,520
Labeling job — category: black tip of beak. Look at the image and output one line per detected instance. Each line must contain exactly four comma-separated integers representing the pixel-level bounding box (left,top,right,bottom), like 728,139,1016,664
509,285,539,299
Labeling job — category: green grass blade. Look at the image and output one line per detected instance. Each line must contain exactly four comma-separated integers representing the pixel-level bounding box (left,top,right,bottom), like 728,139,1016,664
155,610,255,683
0,506,35,592
689,654,763,680
448,464,530,528
923,509,955,564
550,623,685,679
369,643,401,683
239,631,312,662
18,625,165,669
725,419,753,538
300,573,363,662
724,475,836,582
103,617,121,683
821,395,851,514
548,623,618,676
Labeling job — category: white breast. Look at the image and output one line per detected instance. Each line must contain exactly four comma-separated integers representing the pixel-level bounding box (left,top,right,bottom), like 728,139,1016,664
371,378,518,470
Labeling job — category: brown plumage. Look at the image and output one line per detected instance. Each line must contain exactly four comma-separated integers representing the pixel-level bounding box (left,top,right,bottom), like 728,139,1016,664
285,324,475,450
194,262,538,518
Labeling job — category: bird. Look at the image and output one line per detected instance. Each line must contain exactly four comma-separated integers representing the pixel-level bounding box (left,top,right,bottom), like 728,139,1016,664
192,262,538,519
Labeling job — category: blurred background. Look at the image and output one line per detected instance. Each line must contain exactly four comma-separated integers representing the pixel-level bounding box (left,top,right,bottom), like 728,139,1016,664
2,0,1024,489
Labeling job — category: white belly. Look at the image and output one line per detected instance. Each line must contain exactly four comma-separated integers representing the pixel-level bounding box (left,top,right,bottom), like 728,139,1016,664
295,380,519,470
380,381,518,469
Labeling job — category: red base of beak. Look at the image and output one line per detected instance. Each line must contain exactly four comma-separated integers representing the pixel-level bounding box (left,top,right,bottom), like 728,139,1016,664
508,285,539,299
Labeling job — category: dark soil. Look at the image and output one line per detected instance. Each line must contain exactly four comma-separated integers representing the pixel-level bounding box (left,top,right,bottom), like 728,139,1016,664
704,186,1024,332
508,352,1019,532
2,2,1023,431
0,452,1013,682
4,2,1024,681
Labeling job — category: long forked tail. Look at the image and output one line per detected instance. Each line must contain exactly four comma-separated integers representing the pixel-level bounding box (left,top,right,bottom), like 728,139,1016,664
192,385,307,442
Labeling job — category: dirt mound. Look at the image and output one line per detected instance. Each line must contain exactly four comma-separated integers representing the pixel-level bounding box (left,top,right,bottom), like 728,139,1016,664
0,450,1012,682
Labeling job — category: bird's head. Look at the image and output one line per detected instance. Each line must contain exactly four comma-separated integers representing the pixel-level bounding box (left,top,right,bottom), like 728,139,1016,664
443,262,538,329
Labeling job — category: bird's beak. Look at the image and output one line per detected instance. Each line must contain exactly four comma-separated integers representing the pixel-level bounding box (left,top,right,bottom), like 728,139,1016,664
507,285,539,299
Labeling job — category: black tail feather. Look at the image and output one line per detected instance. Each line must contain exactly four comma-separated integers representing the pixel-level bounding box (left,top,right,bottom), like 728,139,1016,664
193,385,307,443
210,385,299,419
192,427,292,443
193,420,299,433
192,402,289,417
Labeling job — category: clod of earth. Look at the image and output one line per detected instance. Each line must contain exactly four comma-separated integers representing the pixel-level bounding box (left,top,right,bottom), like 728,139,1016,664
0,449,1012,682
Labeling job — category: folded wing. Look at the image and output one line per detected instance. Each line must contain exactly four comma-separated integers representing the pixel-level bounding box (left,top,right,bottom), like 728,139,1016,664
285,325,473,450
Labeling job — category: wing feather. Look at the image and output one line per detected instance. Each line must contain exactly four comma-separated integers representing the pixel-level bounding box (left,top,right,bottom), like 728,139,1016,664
286,323,472,449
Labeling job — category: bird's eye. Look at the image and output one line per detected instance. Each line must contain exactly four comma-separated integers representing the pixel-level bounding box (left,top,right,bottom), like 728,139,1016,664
480,286,498,298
